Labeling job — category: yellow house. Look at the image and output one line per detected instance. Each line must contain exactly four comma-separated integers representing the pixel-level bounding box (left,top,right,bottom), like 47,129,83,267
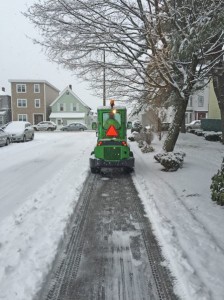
208,80,221,119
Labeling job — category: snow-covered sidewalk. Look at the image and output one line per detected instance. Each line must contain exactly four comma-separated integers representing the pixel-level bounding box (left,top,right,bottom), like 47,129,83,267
132,133,224,300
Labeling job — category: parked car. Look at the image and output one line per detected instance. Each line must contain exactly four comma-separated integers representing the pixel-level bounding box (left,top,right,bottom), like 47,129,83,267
0,123,9,130
131,120,143,133
33,121,57,131
60,123,88,131
186,120,201,131
0,128,11,147
4,121,34,142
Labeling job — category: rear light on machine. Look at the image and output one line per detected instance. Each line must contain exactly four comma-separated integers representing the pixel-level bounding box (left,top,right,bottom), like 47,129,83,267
97,141,103,146
121,141,127,146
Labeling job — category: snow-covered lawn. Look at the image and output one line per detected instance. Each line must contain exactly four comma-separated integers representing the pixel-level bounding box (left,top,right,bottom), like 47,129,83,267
0,131,223,300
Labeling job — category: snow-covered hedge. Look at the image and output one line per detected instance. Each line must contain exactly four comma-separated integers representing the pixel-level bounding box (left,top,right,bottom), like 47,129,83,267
204,132,222,142
154,151,186,171
210,159,224,206
129,129,154,153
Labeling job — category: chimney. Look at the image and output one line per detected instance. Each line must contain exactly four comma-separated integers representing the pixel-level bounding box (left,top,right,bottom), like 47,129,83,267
69,84,72,90
2,87,5,92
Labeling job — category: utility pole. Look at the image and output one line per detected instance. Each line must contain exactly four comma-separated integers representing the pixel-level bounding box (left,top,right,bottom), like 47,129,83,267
103,49,106,106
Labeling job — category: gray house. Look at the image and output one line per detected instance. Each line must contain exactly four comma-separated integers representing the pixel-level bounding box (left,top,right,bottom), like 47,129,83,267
49,85,92,129
0,87,12,127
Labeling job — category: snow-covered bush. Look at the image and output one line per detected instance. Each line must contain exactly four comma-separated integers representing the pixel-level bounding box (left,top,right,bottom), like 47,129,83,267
154,151,186,171
195,129,203,136
210,159,224,206
141,129,154,145
141,143,155,153
129,129,154,153
138,140,144,148
132,131,141,142
128,135,135,142
204,132,221,142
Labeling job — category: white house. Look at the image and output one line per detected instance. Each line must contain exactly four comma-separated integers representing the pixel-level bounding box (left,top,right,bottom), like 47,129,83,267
49,85,93,129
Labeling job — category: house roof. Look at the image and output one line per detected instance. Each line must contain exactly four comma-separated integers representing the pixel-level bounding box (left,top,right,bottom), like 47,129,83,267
8,79,60,92
50,86,91,110
49,112,85,119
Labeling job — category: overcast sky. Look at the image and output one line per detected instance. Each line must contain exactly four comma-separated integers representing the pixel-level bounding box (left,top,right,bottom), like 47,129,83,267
0,0,100,110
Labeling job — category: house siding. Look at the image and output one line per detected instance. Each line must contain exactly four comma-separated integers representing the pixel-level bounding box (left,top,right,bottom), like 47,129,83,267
208,80,221,119
50,87,92,129
185,83,209,124
9,80,59,124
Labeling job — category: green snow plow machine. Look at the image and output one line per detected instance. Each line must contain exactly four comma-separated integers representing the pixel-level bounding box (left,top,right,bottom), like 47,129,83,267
90,100,134,173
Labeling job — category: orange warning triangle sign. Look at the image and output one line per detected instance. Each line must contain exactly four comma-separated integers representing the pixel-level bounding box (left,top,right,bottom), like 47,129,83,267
106,125,118,137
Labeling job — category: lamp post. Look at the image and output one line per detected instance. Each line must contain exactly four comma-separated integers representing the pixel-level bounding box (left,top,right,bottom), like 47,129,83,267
103,49,106,106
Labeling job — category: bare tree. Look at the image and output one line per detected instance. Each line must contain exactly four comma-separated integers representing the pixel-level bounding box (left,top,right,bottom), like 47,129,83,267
25,0,224,151
25,0,158,101
212,63,224,144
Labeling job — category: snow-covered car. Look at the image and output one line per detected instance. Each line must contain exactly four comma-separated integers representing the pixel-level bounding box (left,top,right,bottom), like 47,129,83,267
4,121,34,142
0,123,9,130
0,128,11,147
185,120,201,131
33,121,57,131
60,123,88,131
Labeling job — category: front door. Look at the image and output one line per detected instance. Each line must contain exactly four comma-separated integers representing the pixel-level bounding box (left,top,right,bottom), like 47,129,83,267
198,112,206,120
34,114,43,124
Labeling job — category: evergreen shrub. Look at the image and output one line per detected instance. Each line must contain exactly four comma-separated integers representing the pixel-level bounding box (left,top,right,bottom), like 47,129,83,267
210,159,224,206
154,151,186,171
204,132,221,141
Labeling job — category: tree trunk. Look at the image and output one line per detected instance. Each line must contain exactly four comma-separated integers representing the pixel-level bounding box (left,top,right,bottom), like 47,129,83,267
212,70,224,145
163,99,188,152
220,109,224,144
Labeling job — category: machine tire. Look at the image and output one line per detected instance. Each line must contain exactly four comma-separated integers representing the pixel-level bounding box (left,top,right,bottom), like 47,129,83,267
91,167,100,174
5,138,10,146
124,167,133,173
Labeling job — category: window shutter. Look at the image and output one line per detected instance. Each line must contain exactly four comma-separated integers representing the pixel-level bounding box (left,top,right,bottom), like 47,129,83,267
57,103,60,112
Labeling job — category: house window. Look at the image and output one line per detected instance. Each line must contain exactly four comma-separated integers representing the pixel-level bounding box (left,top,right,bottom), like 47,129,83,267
18,114,27,121
17,99,27,107
198,95,204,107
35,99,40,108
34,84,40,93
71,103,76,111
60,103,64,111
16,84,26,93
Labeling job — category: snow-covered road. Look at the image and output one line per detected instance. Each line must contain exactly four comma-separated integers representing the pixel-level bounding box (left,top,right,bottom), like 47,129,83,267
0,131,96,300
0,131,95,220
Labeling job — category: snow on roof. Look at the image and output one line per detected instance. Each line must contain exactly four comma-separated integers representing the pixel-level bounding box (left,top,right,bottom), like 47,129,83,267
0,111,6,115
50,86,91,110
49,112,85,119
8,79,60,92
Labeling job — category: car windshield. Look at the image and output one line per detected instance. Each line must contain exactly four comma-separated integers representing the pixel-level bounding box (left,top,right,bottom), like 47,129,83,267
5,122,25,132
